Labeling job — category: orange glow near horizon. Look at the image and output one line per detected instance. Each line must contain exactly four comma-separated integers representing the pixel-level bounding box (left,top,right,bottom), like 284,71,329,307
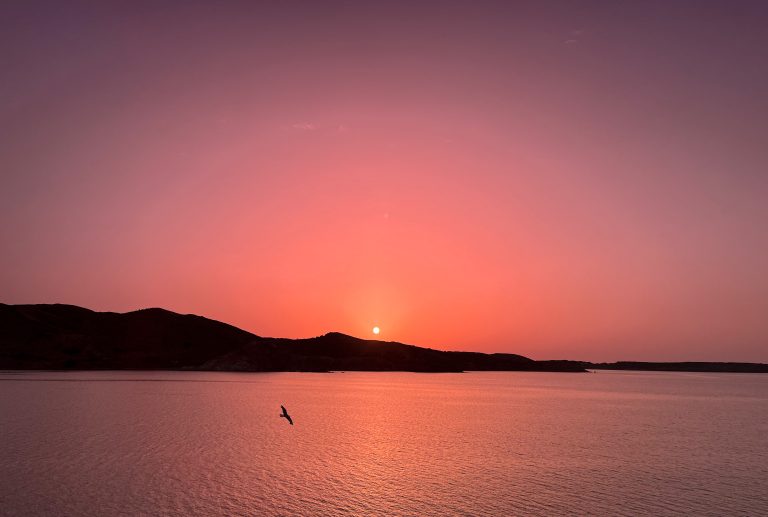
2,2,767,362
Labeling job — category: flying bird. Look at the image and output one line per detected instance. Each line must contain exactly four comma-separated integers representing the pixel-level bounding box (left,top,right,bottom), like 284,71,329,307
280,405,293,425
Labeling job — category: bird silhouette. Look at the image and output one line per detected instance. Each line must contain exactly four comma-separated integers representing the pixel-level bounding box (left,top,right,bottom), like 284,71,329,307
280,405,293,425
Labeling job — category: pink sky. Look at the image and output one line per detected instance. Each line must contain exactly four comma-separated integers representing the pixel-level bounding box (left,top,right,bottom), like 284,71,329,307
2,1,767,361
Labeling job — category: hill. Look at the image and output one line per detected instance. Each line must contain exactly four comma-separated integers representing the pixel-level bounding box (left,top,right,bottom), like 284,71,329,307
0,304,583,372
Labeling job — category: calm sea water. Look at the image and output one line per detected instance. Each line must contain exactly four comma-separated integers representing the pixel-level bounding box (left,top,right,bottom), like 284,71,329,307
0,370,766,516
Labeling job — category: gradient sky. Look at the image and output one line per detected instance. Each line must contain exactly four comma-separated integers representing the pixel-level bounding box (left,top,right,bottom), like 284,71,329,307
2,1,767,361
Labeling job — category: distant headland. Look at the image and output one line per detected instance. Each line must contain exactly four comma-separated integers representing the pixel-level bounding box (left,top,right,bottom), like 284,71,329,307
1,304,766,373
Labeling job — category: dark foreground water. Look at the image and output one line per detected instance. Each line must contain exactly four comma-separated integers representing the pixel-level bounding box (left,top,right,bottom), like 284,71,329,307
1,370,766,516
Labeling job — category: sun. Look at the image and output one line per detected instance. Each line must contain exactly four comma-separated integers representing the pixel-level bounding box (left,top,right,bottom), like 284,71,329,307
372,326,380,335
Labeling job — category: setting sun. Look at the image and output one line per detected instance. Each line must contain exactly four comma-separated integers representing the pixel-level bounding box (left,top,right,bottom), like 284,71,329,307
372,326,380,335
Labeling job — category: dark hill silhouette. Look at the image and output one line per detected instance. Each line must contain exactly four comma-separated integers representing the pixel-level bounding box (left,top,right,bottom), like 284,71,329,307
200,331,568,372
2,304,766,373
0,304,256,370
0,304,581,372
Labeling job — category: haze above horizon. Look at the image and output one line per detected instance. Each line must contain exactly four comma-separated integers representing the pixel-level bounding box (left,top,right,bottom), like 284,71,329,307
2,1,767,362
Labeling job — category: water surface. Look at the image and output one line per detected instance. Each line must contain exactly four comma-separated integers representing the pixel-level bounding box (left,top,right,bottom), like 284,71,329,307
1,371,766,516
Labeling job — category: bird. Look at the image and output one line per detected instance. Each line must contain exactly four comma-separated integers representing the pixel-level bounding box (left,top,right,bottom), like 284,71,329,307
280,405,293,425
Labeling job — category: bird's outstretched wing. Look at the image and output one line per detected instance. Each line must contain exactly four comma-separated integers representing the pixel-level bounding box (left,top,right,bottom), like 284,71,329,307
280,405,294,425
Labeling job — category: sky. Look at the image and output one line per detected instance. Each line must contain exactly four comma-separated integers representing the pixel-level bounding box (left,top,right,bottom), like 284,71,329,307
2,0,767,361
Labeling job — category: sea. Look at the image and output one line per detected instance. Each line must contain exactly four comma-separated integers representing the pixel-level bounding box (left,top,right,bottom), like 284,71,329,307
1,370,766,516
